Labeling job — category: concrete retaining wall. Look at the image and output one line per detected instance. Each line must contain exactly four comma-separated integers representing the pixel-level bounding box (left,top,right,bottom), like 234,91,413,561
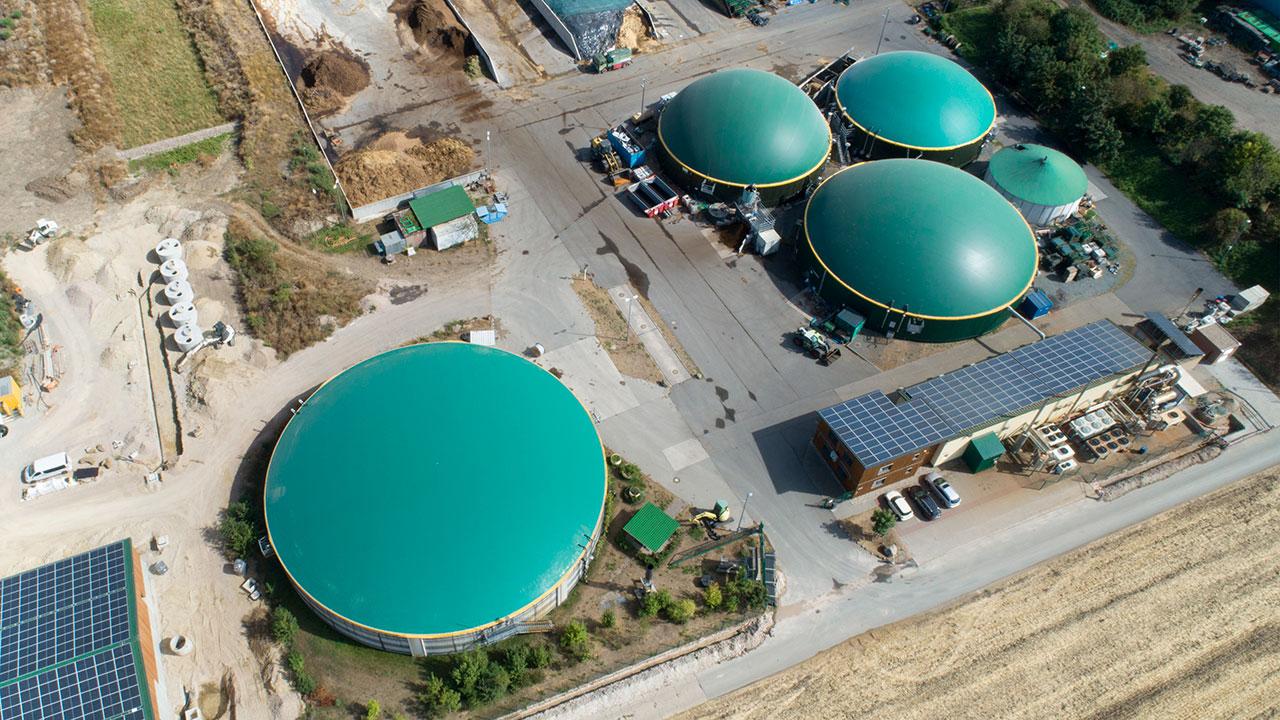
526,0,582,60
441,0,508,87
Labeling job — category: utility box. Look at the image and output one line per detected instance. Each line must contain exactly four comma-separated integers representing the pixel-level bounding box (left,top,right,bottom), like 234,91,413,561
1189,323,1242,365
963,432,1004,473
1017,289,1053,319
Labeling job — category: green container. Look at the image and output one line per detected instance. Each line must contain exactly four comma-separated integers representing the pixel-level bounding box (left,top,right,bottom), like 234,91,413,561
963,432,1005,473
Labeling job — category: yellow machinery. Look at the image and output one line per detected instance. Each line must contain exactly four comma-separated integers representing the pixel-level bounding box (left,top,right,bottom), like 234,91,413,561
690,500,732,526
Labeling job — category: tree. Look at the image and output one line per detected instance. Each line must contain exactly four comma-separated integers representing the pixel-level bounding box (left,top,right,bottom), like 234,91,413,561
703,584,723,610
502,643,529,686
1139,96,1174,137
870,508,897,537
1050,7,1106,65
218,501,256,559
528,643,553,669
451,649,488,705
664,598,696,624
1207,208,1253,247
1106,45,1146,76
417,674,461,718
1167,84,1194,110
559,620,591,662
1216,132,1280,208
475,663,510,704
270,607,299,647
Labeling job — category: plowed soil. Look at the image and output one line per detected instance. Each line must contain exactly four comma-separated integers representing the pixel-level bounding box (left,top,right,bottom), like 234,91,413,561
682,468,1280,720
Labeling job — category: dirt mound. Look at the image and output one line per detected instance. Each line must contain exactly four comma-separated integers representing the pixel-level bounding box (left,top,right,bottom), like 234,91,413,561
617,5,659,52
335,137,475,206
25,176,76,203
299,49,370,116
396,0,469,59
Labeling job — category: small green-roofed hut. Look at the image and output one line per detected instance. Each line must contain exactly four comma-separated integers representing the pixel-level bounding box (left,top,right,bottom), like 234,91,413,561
623,502,680,553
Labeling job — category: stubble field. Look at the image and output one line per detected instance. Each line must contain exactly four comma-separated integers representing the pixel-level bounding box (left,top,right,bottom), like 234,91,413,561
682,468,1280,720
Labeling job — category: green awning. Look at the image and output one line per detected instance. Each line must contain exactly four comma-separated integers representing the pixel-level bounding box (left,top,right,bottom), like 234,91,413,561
623,502,679,553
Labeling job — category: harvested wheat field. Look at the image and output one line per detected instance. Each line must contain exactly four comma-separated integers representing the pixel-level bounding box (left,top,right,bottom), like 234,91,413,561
683,468,1280,720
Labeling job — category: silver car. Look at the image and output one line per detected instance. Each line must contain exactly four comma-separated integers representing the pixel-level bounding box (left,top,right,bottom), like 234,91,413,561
925,472,961,508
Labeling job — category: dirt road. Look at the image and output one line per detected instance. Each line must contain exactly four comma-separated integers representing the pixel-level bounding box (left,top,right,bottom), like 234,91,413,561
679,467,1280,720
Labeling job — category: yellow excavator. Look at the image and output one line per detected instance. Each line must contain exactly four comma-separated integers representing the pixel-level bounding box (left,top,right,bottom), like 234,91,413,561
690,500,732,527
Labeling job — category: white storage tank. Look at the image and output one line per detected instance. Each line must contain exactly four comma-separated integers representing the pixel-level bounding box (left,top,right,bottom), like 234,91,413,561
159,258,189,283
155,237,183,262
167,302,198,328
984,143,1088,226
163,279,194,305
174,323,204,352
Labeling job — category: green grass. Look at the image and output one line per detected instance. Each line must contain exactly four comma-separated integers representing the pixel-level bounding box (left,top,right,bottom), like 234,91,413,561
88,0,223,148
1097,135,1216,245
938,5,999,64
307,224,374,255
128,132,232,174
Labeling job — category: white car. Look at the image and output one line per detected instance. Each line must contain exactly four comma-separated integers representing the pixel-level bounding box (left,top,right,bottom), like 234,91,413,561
925,472,962,508
883,490,914,521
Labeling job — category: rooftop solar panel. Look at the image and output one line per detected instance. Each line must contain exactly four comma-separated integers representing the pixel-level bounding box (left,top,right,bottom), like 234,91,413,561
822,321,1150,466
0,540,152,720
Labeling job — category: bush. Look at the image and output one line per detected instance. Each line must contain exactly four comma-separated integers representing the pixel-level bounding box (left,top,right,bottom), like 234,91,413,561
464,55,483,79
528,643,553,669
218,501,256,559
638,590,662,618
871,508,897,537
0,30,9,41
664,598,696,624
417,674,461,718
475,663,510,703
725,572,768,612
704,584,723,610
451,649,488,706
501,643,530,686
559,620,591,662
364,700,381,720
600,608,616,628
294,672,317,697
270,607,299,646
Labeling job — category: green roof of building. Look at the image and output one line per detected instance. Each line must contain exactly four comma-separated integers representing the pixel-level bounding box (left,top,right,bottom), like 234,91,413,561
264,343,606,637
836,51,996,150
408,185,475,229
658,68,831,188
987,143,1088,207
804,160,1037,320
622,502,679,553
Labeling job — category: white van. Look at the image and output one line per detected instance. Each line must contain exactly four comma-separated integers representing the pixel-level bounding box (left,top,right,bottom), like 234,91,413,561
21,452,72,485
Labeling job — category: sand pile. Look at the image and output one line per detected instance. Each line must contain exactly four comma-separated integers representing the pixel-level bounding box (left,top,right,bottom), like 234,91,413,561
616,5,659,52
400,0,469,59
335,137,476,206
299,49,371,116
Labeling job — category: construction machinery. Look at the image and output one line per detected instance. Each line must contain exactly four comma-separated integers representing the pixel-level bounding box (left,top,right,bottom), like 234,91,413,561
690,500,732,527
175,322,237,372
793,326,842,365
23,219,58,249
809,308,865,344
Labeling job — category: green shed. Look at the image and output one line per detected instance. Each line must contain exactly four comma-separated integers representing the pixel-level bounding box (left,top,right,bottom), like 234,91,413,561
963,432,1005,473
408,185,475,229
623,502,680,553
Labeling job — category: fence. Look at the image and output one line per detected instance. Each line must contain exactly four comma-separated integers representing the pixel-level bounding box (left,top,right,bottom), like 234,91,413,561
350,169,489,223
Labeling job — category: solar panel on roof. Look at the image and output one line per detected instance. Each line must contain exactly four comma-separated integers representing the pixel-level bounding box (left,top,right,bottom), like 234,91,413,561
824,322,1150,466
0,540,151,720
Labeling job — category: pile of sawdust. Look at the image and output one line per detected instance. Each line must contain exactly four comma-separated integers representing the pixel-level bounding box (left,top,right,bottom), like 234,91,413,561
299,49,371,116
616,5,659,52
335,137,476,206
398,0,469,60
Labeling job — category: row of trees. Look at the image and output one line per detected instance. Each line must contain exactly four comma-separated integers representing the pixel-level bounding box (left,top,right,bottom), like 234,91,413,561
981,0,1280,244
1092,0,1197,28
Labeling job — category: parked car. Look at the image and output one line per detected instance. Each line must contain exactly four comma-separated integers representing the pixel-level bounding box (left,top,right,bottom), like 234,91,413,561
21,452,71,485
883,490,914,521
906,485,941,521
924,472,961,508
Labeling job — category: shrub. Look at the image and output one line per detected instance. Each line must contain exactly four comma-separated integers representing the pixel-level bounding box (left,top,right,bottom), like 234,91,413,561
871,508,896,537
417,674,461,718
294,670,317,696
270,607,299,647
475,663,510,703
638,591,662,618
704,584,723,610
0,30,9,41
502,643,529,686
364,699,381,719
451,649,488,706
286,651,304,676
464,55,482,79
218,500,256,558
528,643,553,669
664,598,696,624
725,573,768,612
600,608,616,628
559,620,591,662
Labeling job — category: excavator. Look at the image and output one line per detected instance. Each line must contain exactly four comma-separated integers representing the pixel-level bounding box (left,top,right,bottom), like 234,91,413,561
689,501,732,534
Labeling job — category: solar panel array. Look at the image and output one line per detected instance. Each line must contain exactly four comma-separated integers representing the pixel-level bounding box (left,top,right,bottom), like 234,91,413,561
822,321,1150,466
0,541,150,720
